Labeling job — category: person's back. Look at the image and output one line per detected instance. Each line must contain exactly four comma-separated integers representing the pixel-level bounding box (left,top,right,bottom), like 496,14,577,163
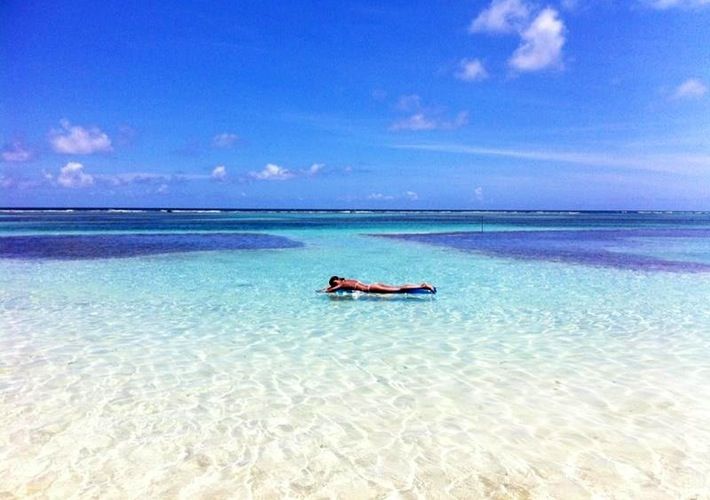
325,276,435,294
326,277,368,292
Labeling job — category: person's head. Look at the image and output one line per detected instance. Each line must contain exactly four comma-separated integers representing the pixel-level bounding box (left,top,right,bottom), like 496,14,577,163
329,276,344,286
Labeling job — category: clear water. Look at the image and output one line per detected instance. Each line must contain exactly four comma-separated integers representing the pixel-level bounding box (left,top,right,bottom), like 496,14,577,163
1,211,710,498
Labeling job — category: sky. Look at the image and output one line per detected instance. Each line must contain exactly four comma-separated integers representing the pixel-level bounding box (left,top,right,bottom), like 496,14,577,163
1,0,710,209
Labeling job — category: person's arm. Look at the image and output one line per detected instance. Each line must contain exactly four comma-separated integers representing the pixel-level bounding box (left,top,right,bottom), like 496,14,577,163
325,283,343,293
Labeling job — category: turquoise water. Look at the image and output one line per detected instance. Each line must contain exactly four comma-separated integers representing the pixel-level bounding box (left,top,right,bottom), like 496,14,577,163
1,211,710,497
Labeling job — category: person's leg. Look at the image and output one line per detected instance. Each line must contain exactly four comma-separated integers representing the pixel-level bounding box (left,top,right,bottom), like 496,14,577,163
367,282,436,293
367,283,401,293
398,283,436,292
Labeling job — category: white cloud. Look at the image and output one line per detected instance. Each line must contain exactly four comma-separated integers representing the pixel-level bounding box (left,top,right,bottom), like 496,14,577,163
157,184,169,194
49,120,113,155
367,193,395,201
57,162,94,188
307,163,324,175
100,172,174,186
1,141,32,162
672,78,708,99
211,165,228,180
393,143,710,174
470,0,530,34
645,0,710,8
449,111,470,128
0,175,15,188
0,173,46,190
474,186,484,201
396,94,423,112
390,95,469,132
391,112,470,131
509,8,565,72
249,163,294,181
391,113,439,131
468,1,566,75
117,125,137,146
212,133,239,148
366,191,421,201
456,58,489,82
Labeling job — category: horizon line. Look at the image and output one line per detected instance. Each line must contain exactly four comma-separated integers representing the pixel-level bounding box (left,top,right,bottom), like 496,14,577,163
1,206,709,214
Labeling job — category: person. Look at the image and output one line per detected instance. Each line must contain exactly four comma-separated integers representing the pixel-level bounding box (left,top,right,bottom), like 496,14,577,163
324,276,436,294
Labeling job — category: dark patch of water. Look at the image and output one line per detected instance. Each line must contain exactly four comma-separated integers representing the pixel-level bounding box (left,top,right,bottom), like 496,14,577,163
375,229,710,273
0,233,303,260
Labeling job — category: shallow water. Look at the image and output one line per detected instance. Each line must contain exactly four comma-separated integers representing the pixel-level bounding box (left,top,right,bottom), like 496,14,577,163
1,211,710,498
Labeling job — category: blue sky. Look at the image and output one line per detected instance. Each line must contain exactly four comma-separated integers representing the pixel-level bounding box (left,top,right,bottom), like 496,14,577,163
2,0,709,209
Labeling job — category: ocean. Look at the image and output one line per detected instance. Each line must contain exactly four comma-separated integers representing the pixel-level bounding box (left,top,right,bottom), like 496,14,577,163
1,210,709,498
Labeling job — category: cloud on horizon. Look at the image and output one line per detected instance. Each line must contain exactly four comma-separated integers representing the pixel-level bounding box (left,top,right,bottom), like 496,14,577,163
307,163,324,175
211,165,228,180
340,190,421,203
39,163,201,190
247,162,329,181
103,172,176,186
49,120,113,155
3,159,332,192
57,162,94,188
249,163,294,181
367,192,395,201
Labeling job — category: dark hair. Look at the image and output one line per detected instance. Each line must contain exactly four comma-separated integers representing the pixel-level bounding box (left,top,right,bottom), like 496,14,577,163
329,275,341,286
